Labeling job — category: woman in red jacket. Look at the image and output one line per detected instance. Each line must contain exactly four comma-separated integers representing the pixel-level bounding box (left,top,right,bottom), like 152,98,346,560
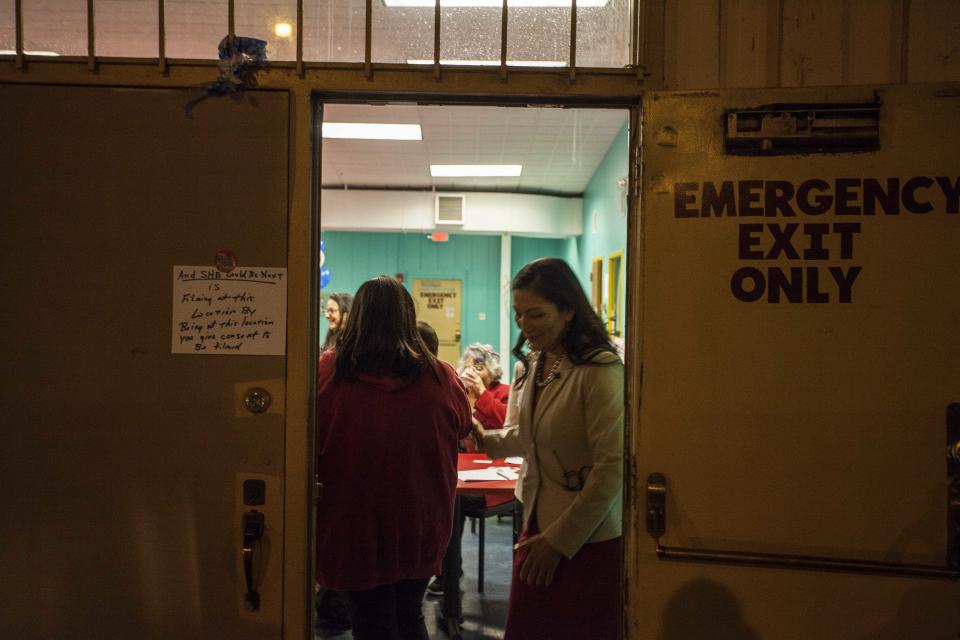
457,342,510,431
315,276,472,640
456,343,510,454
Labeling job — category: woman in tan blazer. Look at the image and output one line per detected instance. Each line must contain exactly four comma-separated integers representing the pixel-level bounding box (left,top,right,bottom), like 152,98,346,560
475,257,624,640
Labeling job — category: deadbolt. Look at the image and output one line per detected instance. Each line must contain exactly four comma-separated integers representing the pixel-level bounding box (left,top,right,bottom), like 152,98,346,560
243,387,272,414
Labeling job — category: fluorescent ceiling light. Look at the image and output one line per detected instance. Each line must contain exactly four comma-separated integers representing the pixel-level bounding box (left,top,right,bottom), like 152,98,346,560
0,50,60,56
322,123,423,140
387,0,608,6
431,165,523,177
408,59,565,67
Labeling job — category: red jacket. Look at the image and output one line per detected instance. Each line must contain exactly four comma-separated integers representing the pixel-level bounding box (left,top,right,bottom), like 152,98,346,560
315,350,472,591
473,381,510,430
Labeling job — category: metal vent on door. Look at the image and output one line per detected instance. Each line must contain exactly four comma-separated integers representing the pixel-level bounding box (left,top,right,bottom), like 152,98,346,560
724,103,880,155
435,194,466,225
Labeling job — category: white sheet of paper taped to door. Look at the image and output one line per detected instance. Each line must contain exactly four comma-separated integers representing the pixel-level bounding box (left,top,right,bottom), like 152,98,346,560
171,266,287,355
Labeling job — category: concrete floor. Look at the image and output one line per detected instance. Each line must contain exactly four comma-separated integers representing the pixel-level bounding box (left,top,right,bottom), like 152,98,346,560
316,514,514,639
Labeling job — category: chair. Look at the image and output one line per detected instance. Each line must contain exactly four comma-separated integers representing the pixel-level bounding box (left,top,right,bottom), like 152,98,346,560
463,497,521,593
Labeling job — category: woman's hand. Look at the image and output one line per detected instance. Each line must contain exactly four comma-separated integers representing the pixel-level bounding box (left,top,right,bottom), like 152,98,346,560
460,369,485,404
470,417,486,450
516,533,563,587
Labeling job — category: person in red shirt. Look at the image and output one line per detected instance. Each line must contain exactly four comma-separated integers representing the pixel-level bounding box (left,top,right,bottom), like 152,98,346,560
457,342,510,433
315,276,472,640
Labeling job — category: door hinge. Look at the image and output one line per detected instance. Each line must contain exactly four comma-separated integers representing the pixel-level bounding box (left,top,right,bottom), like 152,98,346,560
630,144,642,200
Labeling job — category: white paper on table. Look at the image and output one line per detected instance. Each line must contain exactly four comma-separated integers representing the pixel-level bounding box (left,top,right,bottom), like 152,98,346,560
504,456,524,465
458,467,520,482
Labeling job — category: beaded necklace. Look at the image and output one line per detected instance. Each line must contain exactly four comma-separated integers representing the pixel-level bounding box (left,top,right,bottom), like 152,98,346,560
534,352,565,387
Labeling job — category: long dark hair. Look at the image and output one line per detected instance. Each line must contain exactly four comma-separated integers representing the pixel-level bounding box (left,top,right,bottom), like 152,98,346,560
334,276,436,381
511,257,617,385
322,292,353,351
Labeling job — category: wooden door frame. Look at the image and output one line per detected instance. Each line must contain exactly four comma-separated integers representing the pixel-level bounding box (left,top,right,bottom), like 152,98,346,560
314,91,643,640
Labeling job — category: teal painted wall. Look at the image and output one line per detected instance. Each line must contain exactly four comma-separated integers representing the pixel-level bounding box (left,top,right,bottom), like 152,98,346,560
321,231,583,371
578,123,629,336
321,231,501,350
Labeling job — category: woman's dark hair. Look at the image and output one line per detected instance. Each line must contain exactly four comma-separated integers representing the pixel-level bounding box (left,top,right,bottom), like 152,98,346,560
511,257,617,385
322,292,354,351
416,321,440,357
334,276,436,381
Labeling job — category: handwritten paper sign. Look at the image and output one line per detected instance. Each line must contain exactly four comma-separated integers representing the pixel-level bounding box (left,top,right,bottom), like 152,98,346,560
172,266,287,355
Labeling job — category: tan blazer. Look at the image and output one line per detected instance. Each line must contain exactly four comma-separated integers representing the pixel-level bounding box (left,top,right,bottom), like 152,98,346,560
484,350,623,559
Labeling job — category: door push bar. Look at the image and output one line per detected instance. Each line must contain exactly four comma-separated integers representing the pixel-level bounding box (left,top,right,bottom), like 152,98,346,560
242,510,265,610
645,404,960,580
241,480,267,611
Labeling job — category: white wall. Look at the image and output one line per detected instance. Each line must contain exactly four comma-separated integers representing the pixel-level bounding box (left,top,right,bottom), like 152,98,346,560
320,189,583,237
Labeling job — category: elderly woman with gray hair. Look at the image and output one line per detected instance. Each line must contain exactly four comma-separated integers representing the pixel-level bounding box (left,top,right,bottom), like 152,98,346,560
457,343,510,431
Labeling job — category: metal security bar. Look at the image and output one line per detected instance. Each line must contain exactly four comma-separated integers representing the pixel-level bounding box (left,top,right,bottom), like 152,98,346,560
14,0,23,69
569,0,577,80
365,0,373,78
86,0,95,70
654,544,960,579
158,0,167,72
296,0,304,76
500,0,508,79
434,0,441,80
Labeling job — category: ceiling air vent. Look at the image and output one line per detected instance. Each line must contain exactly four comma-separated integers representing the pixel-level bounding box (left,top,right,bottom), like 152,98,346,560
435,194,466,225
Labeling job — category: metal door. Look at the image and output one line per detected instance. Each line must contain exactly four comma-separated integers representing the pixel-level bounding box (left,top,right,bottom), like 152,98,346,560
0,85,290,640
630,84,960,639
412,278,462,365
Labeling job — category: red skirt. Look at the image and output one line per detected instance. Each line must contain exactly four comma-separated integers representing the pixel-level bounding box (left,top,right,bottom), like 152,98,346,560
504,519,623,640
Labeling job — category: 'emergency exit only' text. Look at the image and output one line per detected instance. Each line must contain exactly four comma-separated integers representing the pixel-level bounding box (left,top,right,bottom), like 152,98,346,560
673,176,960,303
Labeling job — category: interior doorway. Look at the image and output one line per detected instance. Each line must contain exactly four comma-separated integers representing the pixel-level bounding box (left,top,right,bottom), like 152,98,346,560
313,99,633,639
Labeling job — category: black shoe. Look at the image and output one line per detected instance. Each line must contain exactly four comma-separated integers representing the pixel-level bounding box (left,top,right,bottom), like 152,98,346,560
316,588,352,630
426,576,444,596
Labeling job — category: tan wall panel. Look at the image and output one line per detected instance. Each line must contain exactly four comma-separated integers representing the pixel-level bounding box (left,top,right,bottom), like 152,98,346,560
720,0,771,88
660,0,960,89
665,0,721,89
780,0,843,86
908,0,960,82
845,0,895,85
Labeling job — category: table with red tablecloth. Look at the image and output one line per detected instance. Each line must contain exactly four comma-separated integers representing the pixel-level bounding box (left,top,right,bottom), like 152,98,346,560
439,453,522,637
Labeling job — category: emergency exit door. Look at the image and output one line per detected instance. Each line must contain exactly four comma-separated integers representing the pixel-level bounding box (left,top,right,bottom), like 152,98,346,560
0,85,290,640
631,84,960,639
412,278,462,365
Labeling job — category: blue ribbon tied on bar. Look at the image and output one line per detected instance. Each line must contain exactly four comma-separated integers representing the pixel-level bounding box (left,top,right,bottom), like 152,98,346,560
214,35,269,95
186,35,269,113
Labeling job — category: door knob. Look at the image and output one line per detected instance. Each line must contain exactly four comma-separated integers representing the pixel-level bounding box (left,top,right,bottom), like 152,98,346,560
243,387,271,414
